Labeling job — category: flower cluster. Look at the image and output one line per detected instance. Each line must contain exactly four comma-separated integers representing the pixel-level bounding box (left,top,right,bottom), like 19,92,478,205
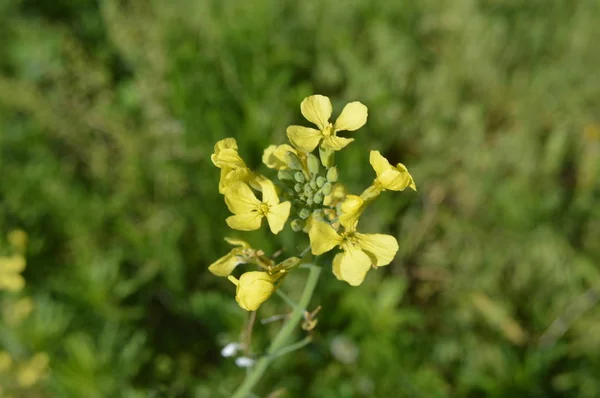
210,95,416,310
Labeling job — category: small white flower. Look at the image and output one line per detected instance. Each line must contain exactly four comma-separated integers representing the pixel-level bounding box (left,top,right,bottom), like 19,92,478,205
235,356,255,368
221,343,242,358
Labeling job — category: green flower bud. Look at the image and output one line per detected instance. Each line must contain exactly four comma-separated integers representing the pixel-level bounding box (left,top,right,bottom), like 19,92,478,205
313,192,324,204
309,179,317,190
278,170,294,180
299,208,311,220
306,197,314,206
326,167,338,183
307,154,320,175
294,171,305,183
303,183,313,194
316,176,326,188
291,219,304,231
294,183,303,193
319,147,335,168
321,182,333,196
286,152,304,170
312,209,325,220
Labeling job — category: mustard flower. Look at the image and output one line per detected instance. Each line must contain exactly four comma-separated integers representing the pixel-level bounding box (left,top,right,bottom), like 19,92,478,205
369,150,416,192
208,238,255,277
228,271,280,311
286,95,368,153
224,179,291,234
0,255,26,292
308,214,399,286
211,138,262,193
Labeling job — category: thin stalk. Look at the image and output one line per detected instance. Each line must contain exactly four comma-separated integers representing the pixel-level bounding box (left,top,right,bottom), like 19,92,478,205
231,264,321,398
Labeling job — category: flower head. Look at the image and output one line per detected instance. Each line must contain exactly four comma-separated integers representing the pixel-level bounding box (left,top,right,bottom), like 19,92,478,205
287,95,368,153
228,271,280,311
262,144,301,170
0,255,26,292
208,238,254,277
224,179,291,234
308,212,398,286
212,138,262,193
369,150,416,192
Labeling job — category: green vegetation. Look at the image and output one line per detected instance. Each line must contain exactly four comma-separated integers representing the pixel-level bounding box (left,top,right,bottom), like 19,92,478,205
1,0,599,396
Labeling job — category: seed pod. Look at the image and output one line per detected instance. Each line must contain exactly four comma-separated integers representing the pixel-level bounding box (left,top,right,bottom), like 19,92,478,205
307,154,320,175
313,192,324,204
326,167,338,183
294,171,305,183
316,176,326,188
291,219,305,231
321,182,333,196
299,208,311,220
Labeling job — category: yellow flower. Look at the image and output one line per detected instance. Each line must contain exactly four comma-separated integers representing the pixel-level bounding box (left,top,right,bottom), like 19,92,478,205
287,95,368,153
208,238,253,277
369,150,416,192
211,138,261,193
0,255,26,292
262,144,301,170
228,271,280,311
308,215,399,286
224,179,291,234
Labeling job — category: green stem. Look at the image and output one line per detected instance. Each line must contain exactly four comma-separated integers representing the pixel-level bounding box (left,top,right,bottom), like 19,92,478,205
231,264,321,398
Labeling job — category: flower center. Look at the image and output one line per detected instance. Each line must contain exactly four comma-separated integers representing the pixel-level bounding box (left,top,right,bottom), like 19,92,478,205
322,123,334,137
259,203,270,215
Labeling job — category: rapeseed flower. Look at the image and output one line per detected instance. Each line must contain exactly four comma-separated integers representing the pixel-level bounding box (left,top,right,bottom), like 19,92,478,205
262,144,301,170
224,179,291,234
287,95,368,153
361,151,416,201
208,238,255,277
212,138,263,193
308,214,399,286
228,271,281,311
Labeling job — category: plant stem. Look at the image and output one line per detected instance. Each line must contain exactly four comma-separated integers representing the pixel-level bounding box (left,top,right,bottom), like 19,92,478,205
231,264,321,398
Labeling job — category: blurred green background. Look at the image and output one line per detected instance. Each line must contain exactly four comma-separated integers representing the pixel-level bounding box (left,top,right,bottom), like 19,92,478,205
1,0,600,397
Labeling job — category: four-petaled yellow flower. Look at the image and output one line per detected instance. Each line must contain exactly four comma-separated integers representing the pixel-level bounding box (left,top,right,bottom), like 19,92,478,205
287,95,368,153
370,150,416,192
225,179,291,234
228,271,280,311
212,138,261,193
0,255,26,292
208,238,254,277
308,213,399,286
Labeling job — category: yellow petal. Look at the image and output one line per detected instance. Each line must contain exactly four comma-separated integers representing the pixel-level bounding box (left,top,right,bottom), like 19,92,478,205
234,271,278,311
355,232,399,267
369,150,392,177
211,148,246,169
224,237,251,248
300,95,332,130
0,255,26,273
208,252,243,277
266,201,291,234
214,137,238,151
226,212,263,231
334,101,368,132
308,221,343,255
224,183,261,214
219,167,254,194
377,166,415,191
262,144,297,170
286,126,323,153
332,243,372,286
258,179,280,206
338,195,365,231
321,135,354,151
